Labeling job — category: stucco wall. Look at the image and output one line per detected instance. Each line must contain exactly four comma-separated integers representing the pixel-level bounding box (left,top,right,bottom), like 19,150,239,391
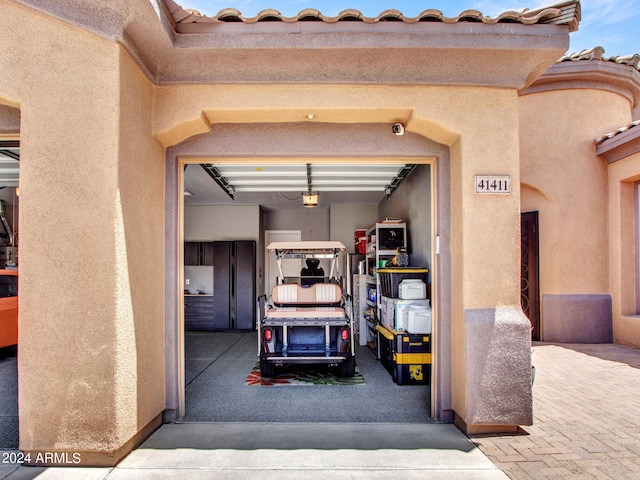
158,85,532,430
0,2,165,463
445,90,532,430
0,0,576,452
0,104,19,134
117,49,166,440
607,151,640,347
520,89,630,342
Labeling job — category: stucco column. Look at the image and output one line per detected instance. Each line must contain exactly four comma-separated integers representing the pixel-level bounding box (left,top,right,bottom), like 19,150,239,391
0,4,165,465
447,92,533,433
608,156,640,348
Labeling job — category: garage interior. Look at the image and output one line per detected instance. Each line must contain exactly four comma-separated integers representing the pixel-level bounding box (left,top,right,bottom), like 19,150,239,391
180,147,437,423
0,139,19,449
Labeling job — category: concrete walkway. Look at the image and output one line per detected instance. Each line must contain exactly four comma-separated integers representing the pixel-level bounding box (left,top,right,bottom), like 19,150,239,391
1,423,506,479
469,342,640,479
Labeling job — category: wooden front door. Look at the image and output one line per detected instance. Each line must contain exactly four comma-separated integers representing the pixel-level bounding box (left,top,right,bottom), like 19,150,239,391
521,211,540,340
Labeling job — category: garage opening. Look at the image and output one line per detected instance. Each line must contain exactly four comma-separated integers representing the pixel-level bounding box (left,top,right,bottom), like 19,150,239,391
165,123,450,423
0,136,20,449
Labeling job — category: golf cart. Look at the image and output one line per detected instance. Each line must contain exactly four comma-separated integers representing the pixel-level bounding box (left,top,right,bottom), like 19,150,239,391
259,241,356,377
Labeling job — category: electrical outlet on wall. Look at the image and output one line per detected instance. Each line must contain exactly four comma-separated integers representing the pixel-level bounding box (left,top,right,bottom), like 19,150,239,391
185,279,190,285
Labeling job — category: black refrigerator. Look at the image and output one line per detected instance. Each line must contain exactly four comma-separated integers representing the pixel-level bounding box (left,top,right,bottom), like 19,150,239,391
212,240,256,331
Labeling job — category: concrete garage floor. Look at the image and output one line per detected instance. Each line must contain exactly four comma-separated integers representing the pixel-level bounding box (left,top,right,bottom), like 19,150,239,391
184,331,433,423
0,331,433,450
0,346,18,449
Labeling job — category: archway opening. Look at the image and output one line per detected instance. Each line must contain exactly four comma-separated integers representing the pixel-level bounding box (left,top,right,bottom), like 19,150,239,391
165,122,451,424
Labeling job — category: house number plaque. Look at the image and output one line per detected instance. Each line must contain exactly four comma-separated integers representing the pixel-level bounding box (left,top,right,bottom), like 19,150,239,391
474,175,511,194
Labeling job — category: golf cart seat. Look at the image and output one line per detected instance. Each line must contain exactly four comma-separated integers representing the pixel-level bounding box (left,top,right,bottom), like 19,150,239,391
266,283,345,320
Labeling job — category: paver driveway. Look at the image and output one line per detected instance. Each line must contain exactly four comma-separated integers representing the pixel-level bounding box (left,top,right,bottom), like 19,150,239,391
470,342,640,479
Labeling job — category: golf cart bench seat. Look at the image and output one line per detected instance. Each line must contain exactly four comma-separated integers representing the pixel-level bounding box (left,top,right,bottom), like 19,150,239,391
267,283,345,320
271,283,342,306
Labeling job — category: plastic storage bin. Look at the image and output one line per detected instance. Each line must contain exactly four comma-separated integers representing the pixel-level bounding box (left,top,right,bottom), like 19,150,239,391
399,279,426,299
380,297,429,332
394,363,432,385
407,305,432,334
378,268,429,298
393,332,432,385
376,325,394,373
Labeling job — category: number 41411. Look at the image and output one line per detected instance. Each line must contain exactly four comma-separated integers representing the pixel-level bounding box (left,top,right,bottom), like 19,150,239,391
474,175,511,194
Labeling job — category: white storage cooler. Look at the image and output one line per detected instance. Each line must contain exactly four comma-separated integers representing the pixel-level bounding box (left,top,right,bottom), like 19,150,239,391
407,305,432,334
381,297,430,331
399,279,426,300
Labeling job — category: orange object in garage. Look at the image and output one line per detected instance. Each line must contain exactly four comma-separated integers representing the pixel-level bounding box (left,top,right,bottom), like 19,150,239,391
0,269,18,348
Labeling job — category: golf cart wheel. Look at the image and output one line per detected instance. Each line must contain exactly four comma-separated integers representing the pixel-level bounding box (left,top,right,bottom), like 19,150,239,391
260,359,276,378
337,356,356,377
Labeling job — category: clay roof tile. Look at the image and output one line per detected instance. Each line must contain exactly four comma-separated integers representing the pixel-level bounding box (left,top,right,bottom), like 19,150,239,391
595,121,640,145
164,0,580,31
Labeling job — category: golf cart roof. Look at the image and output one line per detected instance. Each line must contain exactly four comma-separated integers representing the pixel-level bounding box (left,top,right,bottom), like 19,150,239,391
266,241,346,255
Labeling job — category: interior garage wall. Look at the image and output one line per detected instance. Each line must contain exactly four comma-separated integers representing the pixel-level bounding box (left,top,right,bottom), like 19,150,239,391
378,164,432,270
184,205,260,241
263,207,330,241
330,203,378,254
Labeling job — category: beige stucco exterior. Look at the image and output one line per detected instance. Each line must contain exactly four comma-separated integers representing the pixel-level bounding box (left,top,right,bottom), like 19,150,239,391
606,151,640,347
4,0,639,466
0,1,166,464
520,89,625,295
158,84,535,432
520,58,640,346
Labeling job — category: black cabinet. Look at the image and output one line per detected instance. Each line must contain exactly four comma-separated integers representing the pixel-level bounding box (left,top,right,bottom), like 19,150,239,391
185,295,215,331
234,240,256,330
212,240,256,331
184,242,214,266
212,241,231,329
185,242,199,266
184,240,256,331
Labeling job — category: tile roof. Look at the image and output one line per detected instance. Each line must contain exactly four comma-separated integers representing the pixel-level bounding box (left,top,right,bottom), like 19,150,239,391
164,0,580,31
560,46,640,71
595,120,640,145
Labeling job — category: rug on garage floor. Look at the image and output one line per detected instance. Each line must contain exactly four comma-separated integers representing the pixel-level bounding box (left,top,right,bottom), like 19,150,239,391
245,361,365,386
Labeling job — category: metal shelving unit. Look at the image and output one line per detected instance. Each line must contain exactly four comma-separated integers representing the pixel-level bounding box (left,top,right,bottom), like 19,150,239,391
364,222,407,355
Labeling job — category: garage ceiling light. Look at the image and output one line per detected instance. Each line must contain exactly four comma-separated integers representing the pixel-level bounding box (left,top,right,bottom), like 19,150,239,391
302,193,318,207
303,163,318,207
